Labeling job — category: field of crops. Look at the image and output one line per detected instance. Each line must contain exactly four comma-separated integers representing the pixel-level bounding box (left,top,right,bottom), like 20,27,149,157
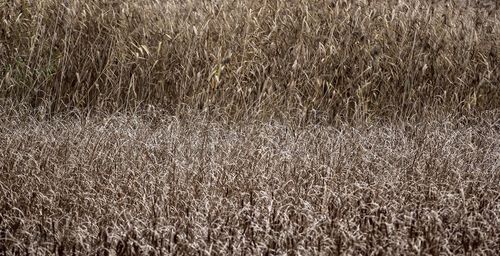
1,0,499,255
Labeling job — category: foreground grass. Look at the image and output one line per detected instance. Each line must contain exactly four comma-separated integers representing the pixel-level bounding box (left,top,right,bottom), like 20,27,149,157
1,110,499,255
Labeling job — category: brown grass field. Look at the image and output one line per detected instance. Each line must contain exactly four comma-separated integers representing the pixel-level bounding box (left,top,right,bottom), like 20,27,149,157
1,0,499,255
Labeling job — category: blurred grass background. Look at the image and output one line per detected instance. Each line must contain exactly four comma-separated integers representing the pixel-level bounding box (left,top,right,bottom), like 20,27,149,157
0,0,498,123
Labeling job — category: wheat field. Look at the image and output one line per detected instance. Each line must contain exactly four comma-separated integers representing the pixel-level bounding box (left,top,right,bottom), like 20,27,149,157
1,0,499,255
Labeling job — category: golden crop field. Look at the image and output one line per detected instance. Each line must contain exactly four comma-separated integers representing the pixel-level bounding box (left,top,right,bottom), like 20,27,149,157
0,0,499,255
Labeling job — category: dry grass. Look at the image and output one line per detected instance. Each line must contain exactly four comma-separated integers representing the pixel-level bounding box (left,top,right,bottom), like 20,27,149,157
1,0,500,255
0,0,499,121
1,109,499,255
